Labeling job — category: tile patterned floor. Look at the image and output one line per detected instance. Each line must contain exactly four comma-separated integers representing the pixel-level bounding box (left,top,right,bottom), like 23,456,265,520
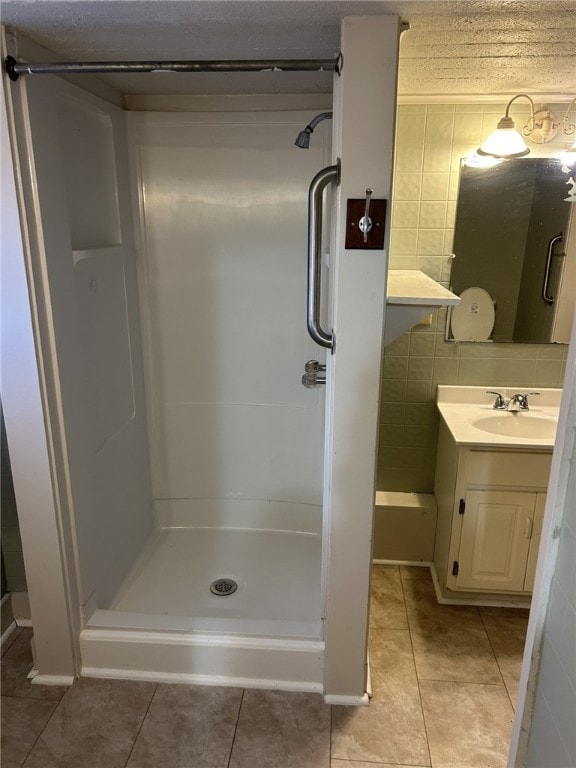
1,566,528,768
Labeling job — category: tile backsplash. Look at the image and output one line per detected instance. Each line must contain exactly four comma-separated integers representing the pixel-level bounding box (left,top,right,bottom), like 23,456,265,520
377,102,571,492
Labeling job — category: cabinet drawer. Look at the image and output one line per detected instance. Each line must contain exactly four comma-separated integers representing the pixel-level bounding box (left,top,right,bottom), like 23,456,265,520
466,450,552,489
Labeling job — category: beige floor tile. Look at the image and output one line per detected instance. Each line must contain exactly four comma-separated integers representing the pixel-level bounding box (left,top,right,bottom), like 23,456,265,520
127,684,242,767
23,677,156,768
419,680,514,768
229,690,330,768
481,614,528,707
479,606,530,619
404,577,502,684
1,696,58,768
403,575,479,623
1,629,68,701
332,630,430,766
400,565,433,581
368,628,417,683
331,762,425,767
370,565,408,630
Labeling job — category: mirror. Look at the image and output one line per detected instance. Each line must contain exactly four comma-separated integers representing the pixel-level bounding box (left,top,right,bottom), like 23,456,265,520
447,158,574,343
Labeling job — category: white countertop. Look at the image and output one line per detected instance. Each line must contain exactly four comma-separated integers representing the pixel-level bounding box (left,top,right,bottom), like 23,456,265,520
386,270,460,307
436,385,561,450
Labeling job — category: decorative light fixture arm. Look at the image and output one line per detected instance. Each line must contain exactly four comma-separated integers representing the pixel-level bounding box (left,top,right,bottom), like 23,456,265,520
560,96,576,137
500,94,535,136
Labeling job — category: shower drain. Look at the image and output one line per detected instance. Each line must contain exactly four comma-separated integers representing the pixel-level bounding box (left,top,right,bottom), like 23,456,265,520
210,578,238,596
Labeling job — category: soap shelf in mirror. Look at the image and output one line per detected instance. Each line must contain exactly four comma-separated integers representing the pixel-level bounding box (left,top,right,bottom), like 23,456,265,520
385,270,460,346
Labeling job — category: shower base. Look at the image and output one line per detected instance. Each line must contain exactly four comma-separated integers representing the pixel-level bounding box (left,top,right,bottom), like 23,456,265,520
80,520,325,691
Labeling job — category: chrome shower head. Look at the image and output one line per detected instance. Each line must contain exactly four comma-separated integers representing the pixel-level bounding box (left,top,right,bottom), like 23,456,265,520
294,111,333,149
295,129,312,149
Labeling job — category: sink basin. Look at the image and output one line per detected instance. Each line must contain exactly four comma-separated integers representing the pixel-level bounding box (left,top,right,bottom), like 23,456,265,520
471,414,557,439
436,386,562,446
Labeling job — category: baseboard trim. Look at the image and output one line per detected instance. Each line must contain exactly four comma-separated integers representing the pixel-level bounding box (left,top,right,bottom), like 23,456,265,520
0,620,18,649
324,692,370,706
31,674,74,686
430,564,531,607
373,559,433,568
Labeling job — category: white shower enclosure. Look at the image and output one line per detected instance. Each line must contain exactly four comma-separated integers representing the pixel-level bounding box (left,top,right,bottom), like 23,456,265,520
1,17,399,701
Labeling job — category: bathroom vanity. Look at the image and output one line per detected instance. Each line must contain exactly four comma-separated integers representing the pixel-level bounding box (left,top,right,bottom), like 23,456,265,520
432,386,561,606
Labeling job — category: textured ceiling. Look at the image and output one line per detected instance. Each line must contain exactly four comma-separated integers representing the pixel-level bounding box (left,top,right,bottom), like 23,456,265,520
1,0,575,96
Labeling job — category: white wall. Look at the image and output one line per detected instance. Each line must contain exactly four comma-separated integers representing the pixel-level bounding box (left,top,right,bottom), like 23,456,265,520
1,60,77,679
525,365,576,766
508,311,576,767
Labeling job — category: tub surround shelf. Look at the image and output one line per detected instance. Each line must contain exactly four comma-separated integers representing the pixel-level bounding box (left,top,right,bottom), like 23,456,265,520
385,270,460,345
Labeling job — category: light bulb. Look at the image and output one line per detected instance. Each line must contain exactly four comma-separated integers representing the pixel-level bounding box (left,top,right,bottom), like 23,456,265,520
478,117,530,158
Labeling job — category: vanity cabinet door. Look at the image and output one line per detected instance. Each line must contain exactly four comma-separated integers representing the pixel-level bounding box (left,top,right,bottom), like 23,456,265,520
455,490,536,592
523,493,546,591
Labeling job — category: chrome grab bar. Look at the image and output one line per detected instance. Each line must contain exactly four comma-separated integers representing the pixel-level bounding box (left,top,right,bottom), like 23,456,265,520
307,161,340,350
542,232,563,305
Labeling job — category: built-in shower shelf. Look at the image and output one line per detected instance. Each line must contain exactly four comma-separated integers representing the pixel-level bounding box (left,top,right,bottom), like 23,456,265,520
385,270,460,346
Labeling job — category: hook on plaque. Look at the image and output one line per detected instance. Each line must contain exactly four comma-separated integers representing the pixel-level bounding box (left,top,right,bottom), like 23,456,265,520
359,188,373,243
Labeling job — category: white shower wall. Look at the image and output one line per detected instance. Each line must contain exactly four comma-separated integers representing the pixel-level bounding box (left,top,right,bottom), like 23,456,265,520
9,75,155,617
130,111,331,533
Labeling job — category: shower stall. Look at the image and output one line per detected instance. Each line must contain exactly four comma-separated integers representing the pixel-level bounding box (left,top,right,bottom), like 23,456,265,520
1,16,399,701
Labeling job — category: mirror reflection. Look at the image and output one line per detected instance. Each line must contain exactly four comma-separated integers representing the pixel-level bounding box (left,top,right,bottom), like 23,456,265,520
448,158,574,343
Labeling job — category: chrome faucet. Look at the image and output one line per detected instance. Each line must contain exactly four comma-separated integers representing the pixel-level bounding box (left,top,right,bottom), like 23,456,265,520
507,392,540,411
486,391,540,411
507,394,526,411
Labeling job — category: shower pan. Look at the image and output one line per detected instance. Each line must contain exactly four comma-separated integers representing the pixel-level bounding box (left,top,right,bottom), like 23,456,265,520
2,16,399,701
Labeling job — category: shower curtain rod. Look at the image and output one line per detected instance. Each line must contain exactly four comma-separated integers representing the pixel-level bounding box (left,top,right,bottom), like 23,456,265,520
5,54,341,81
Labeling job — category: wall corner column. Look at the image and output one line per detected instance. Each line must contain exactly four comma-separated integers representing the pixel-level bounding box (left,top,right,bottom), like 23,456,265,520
323,14,400,702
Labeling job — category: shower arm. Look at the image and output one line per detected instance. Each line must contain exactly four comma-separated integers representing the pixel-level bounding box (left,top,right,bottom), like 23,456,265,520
307,112,333,132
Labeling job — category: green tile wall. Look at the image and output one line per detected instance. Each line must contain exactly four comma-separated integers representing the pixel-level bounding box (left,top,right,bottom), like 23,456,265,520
377,101,571,492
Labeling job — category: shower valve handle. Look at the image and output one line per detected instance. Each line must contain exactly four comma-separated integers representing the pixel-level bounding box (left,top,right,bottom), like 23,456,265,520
302,372,326,388
305,359,326,373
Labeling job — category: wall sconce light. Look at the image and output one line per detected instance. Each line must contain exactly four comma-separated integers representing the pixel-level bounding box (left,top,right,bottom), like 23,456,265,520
477,94,535,158
478,94,576,160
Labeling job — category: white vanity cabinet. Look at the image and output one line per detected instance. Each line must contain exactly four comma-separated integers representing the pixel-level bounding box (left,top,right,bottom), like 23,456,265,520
433,420,551,605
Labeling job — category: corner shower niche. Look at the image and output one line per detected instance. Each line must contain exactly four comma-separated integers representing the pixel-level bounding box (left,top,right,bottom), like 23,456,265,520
21,74,332,688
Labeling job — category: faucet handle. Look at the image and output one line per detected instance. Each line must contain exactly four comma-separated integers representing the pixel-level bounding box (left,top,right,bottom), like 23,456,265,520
511,392,540,410
523,392,540,409
486,391,506,409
